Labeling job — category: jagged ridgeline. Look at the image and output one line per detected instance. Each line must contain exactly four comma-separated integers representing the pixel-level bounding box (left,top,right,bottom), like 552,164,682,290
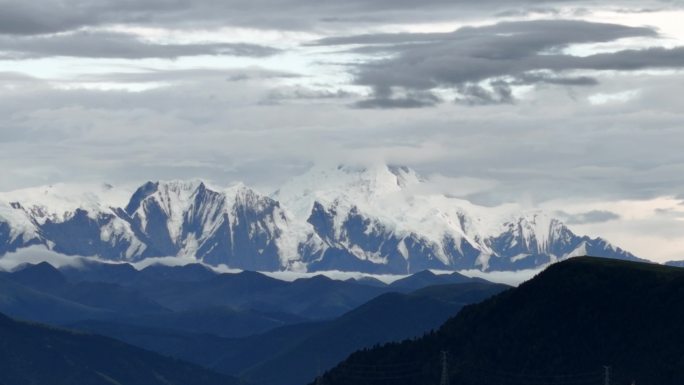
317,257,684,385
0,165,643,273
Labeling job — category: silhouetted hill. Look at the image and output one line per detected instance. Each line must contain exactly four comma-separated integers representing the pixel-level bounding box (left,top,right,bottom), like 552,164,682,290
665,260,684,268
136,271,389,319
388,270,481,291
60,260,139,283
3,264,308,337
0,312,237,385
9,261,68,290
345,276,388,287
1,263,169,323
137,263,218,283
319,257,684,385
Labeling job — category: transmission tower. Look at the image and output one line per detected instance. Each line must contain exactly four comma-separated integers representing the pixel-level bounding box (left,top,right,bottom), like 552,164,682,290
440,351,449,385
315,357,324,385
603,366,611,385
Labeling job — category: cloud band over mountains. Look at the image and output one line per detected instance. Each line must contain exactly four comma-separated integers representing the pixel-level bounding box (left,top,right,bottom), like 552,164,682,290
0,1,683,262
0,31,280,59
0,0,675,34
311,20,684,107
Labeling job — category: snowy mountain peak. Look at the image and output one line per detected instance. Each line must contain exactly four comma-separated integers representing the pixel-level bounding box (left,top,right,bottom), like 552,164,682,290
0,183,129,224
126,179,215,214
0,166,646,273
125,181,159,214
387,165,424,188
277,164,421,197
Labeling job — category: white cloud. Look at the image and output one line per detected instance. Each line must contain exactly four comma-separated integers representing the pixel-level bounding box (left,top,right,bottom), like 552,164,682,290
541,197,684,262
588,89,641,104
456,267,544,286
0,245,539,286
0,246,94,271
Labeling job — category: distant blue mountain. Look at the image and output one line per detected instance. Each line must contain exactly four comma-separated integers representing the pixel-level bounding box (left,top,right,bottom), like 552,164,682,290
69,281,509,385
0,312,237,385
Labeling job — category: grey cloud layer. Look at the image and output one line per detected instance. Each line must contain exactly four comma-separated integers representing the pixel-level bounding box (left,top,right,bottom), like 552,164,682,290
0,0,675,34
78,68,299,84
1,69,683,205
313,20,655,46
312,20,684,107
0,31,279,59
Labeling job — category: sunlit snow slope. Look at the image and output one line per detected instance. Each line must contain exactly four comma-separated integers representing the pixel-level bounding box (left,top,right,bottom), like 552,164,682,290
0,165,642,273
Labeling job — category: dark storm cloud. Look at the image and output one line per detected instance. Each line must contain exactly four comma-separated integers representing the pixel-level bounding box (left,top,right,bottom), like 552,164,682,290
312,19,655,47
574,47,684,70
264,87,354,104
312,20,684,107
514,73,599,86
0,0,676,35
354,95,441,109
354,87,442,109
556,210,622,224
454,82,514,106
0,3,93,35
0,31,279,59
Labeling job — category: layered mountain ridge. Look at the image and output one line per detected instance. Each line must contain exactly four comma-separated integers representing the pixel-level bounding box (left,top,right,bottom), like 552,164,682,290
0,165,642,273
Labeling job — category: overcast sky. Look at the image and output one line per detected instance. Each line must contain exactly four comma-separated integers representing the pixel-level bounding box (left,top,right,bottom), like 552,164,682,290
1,0,684,262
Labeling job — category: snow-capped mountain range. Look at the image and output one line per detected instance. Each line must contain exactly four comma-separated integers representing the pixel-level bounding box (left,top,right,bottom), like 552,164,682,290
0,165,642,273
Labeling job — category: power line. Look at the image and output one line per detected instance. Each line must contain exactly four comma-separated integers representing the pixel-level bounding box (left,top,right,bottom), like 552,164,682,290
321,353,613,385
473,373,604,385
453,365,609,385
471,368,604,379
340,360,425,369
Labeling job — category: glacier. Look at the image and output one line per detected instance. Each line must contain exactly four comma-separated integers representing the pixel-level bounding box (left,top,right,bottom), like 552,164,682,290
0,165,643,273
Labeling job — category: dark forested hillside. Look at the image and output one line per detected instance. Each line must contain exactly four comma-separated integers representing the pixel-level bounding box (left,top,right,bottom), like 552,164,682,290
319,257,684,385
